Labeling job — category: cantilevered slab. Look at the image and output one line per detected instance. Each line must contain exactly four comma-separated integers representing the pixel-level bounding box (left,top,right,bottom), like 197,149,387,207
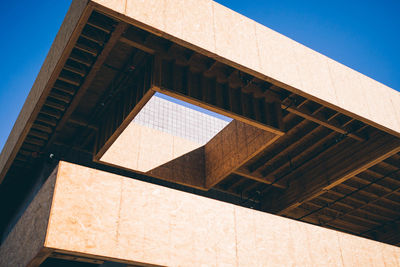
91,0,400,137
2,0,399,184
40,162,400,266
2,161,400,266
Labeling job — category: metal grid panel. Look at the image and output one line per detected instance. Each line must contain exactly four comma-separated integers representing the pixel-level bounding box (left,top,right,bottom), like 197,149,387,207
133,95,231,144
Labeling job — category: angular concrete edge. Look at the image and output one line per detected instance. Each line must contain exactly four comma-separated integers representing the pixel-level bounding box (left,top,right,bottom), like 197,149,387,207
205,120,279,188
1,161,399,266
148,146,206,189
91,0,400,137
0,167,58,267
0,0,90,183
141,119,279,190
41,161,400,266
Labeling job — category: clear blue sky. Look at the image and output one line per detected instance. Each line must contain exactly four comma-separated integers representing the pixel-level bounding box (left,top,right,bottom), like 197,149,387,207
0,0,399,152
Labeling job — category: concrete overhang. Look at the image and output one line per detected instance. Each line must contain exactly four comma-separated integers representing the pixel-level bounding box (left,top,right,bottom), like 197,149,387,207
1,162,400,266
1,0,400,183
89,0,400,136
1,0,400,251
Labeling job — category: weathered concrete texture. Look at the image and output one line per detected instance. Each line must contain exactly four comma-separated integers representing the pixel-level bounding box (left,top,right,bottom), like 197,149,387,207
0,0,89,183
92,0,400,137
0,167,58,267
100,122,201,172
45,162,400,267
213,2,260,73
164,0,215,55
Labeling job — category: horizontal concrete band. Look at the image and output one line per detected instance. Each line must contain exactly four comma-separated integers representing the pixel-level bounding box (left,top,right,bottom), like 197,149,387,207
92,0,400,137
2,161,399,266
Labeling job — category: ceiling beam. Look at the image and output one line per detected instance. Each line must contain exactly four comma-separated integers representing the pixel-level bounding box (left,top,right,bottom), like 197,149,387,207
119,36,155,55
234,80,365,142
46,21,129,151
284,105,365,142
151,56,285,135
262,132,400,215
233,169,286,189
362,218,400,246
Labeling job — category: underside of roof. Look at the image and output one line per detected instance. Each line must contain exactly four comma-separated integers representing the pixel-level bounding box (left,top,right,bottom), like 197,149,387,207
1,0,400,251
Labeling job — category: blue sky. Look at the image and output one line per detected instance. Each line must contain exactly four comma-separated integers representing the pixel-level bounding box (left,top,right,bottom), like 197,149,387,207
0,0,399,152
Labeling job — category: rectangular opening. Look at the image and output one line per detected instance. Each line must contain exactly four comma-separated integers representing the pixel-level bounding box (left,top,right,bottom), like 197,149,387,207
99,92,232,172
94,56,281,190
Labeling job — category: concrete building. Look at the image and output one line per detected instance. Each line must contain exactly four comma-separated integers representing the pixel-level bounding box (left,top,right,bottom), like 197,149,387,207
1,0,400,266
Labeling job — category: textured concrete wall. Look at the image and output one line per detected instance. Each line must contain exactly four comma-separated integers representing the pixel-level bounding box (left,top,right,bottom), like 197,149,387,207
148,146,205,189
100,122,202,172
0,168,58,267
44,162,400,266
92,0,400,137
